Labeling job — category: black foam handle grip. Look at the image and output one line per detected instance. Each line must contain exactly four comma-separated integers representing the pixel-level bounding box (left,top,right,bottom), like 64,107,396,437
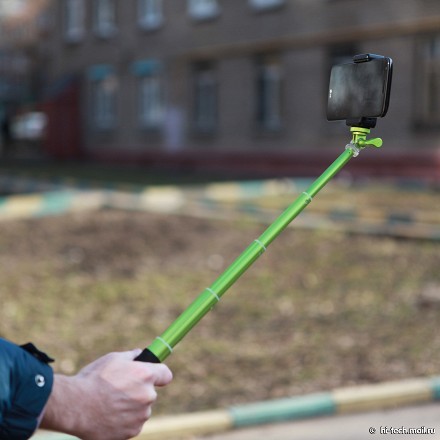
134,348,161,363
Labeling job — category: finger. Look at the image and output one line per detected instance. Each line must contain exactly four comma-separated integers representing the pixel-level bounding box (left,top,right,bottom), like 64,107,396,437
129,348,143,359
113,348,143,361
143,364,173,387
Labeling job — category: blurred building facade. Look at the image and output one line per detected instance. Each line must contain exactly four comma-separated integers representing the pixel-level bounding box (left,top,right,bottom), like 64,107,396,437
0,0,49,103
23,1,440,177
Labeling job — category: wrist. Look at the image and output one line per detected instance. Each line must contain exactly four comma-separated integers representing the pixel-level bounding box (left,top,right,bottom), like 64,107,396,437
40,374,89,437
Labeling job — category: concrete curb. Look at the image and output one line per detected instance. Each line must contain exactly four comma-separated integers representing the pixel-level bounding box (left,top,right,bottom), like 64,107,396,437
0,177,304,219
0,179,439,240
34,376,440,439
0,190,105,221
0,173,306,199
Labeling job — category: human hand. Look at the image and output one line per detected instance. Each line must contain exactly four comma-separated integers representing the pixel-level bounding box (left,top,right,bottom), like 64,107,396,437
41,349,173,440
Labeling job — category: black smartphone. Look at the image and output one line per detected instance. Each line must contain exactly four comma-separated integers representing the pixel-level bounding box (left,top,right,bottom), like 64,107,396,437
327,54,393,122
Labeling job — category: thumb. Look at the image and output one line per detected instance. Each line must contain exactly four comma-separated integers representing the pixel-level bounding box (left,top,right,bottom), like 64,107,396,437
146,363,173,387
77,349,143,376
130,348,143,359
115,348,143,361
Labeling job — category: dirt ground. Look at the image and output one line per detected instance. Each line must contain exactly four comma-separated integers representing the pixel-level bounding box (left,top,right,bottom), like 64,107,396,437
0,208,439,415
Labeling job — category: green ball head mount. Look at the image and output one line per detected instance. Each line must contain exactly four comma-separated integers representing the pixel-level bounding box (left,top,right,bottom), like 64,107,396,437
346,126,382,157
135,125,384,364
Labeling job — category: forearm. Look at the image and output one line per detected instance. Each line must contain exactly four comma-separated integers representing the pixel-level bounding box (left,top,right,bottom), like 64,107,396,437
40,374,88,437
40,351,173,440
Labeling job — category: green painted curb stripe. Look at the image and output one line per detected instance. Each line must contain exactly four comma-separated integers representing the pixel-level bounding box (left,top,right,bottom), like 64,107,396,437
229,392,336,427
34,377,440,438
0,179,439,242
0,191,100,219
430,376,440,400
36,192,76,216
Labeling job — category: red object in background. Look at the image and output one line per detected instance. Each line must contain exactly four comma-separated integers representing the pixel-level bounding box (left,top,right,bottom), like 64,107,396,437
39,75,82,159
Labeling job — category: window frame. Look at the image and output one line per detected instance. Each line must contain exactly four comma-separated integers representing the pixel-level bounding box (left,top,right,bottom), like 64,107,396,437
192,61,219,135
131,59,165,130
138,0,164,31
248,0,285,12
94,0,117,38
255,53,283,132
88,65,118,130
414,35,440,129
188,0,220,22
138,74,165,129
64,0,85,43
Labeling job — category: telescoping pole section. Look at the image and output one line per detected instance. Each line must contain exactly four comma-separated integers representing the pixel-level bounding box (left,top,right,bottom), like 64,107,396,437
135,145,357,364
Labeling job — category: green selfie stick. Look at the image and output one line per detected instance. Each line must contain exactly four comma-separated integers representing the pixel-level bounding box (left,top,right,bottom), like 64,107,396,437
135,126,383,363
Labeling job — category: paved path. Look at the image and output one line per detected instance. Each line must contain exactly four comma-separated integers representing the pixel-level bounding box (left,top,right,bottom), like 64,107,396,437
199,403,440,440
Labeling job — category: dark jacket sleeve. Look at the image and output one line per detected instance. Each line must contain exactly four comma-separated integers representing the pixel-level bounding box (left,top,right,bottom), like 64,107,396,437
0,338,54,440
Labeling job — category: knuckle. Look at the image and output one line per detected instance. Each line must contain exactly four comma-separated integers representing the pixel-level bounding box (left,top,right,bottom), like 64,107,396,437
149,389,158,402
141,388,157,404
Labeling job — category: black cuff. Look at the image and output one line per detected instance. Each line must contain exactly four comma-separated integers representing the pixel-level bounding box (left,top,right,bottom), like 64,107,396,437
0,340,54,440
20,342,55,364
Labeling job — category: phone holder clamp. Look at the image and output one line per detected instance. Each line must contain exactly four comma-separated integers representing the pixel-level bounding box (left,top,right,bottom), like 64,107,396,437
345,126,382,157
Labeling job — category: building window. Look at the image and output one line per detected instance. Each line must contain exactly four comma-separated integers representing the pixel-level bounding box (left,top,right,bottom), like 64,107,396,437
139,76,164,128
88,65,117,130
132,60,164,129
415,36,440,128
256,54,282,131
249,0,285,11
193,61,218,134
94,76,117,129
188,0,220,22
94,0,117,38
64,0,85,42
138,0,163,30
